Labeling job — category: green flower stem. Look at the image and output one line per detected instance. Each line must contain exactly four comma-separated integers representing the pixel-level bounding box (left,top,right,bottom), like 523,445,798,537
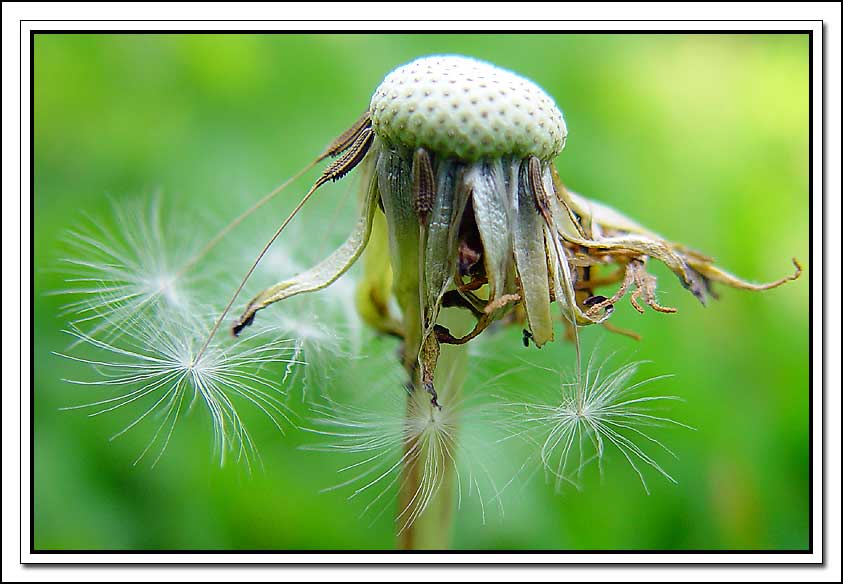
397,309,471,550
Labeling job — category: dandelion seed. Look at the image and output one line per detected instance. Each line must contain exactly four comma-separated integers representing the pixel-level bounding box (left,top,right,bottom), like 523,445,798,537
58,197,202,341
503,352,693,495
274,309,352,402
55,157,348,461
302,350,509,538
58,306,301,470
237,236,362,401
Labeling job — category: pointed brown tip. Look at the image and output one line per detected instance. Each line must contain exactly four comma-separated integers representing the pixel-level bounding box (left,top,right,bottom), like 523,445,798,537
231,312,256,337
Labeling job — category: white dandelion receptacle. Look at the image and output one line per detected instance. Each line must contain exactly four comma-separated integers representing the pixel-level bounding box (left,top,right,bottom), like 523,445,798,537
369,56,567,161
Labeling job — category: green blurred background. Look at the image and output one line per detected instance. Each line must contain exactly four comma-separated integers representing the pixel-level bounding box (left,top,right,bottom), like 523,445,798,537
33,33,810,551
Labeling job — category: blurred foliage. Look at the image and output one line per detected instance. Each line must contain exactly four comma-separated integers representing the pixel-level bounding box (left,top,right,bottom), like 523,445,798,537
33,33,810,551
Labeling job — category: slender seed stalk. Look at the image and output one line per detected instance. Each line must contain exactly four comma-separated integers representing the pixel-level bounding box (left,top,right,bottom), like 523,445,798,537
173,161,319,280
192,179,325,363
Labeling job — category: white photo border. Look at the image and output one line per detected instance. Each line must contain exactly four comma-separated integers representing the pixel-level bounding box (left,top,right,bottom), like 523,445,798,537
5,6,837,577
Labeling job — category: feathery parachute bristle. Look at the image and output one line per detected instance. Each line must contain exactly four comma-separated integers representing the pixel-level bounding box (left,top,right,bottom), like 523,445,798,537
57,197,202,342
58,307,301,469
502,352,692,494
53,196,325,468
301,355,510,532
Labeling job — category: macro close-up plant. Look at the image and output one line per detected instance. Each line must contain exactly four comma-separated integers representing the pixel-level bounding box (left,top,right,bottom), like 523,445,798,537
33,33,811,552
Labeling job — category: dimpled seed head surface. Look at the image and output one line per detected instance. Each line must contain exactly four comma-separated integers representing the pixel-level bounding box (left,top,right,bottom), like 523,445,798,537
370,55,567,161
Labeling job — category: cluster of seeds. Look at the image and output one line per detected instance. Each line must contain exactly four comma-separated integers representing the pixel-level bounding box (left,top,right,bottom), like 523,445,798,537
57,51,802,546
370,55,567,161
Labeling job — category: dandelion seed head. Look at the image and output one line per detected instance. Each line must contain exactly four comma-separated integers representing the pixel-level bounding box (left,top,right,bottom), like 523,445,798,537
235,55,796,373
